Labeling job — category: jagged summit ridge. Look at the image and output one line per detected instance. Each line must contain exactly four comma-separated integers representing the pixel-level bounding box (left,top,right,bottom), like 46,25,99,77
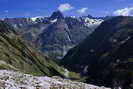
50,11,64,20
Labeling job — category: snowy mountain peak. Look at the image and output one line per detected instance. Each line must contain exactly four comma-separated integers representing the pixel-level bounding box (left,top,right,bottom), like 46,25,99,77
31,16,43,22
80,17,104,27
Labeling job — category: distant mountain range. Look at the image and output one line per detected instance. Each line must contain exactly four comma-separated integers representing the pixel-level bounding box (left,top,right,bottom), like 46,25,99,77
3,11,104,60
62,16,133,89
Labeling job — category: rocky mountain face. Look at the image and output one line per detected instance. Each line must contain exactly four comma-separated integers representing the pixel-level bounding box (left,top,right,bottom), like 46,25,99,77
62,16,133,89
4,11,104,60
0,20,80,78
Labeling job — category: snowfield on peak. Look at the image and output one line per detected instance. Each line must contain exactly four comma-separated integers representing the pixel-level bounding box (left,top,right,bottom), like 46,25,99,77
83,17,104,27
0,70,111,89
31,16,43,22
50,19,57,23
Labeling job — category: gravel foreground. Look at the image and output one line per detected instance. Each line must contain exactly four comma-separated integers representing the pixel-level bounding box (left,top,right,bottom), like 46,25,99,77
0,70,111,89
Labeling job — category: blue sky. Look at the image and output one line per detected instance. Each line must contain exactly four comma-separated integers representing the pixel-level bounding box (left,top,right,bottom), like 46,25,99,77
0,0,133,18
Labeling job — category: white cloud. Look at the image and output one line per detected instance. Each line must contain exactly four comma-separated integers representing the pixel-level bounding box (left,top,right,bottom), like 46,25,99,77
58,3,74,12
77,8,88,14
117,0,126,2
114,7,133,16
4,10,9,13
116,0,132,2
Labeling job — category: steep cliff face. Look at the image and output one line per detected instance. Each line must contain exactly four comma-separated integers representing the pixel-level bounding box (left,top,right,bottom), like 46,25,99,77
62,16,133,89
36,13,95,60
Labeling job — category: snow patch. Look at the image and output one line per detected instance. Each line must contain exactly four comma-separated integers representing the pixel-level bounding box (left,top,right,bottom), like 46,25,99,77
50,19,57,23
31,16,43,22
83,65,88,73
64,69,69,77
120,36,131,44
80,17,103,27
84,18,103,27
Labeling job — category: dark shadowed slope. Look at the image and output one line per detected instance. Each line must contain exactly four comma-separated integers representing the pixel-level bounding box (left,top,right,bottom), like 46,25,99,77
62,16,133,89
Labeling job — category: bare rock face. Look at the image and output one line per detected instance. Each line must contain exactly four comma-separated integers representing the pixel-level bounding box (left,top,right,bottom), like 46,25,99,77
0,70,111,89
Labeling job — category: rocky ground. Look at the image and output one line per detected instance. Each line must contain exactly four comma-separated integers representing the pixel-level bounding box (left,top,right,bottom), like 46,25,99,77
0,70,111,89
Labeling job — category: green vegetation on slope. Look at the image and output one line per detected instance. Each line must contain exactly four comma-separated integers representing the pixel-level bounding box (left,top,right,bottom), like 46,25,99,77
0,21,80,79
